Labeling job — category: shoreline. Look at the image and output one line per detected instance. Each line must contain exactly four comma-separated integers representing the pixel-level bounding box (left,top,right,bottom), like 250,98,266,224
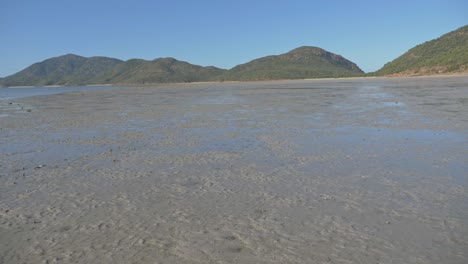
2,73,468,88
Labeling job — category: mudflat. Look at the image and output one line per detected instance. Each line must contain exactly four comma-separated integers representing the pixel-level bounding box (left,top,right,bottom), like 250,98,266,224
1,76,467,264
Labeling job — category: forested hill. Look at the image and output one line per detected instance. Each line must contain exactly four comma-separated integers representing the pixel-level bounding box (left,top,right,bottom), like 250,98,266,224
218,46,364,81
0,54,123,87
0,47,364,87
376,25,468,76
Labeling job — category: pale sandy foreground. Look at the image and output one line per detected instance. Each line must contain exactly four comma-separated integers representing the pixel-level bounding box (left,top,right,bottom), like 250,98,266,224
1,76,467,264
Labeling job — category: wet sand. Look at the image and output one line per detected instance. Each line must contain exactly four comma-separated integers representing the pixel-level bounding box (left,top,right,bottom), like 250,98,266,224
1,76,467,263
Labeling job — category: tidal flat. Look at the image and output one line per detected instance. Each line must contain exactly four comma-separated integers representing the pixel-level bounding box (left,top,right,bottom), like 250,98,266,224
1,76,467,263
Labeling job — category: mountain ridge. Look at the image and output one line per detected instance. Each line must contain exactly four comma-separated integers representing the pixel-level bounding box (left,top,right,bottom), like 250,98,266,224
0,54,123,87
375,25,468,76
0,47,364,87
217,46,363,81
89,57,227,84
2,24,468,88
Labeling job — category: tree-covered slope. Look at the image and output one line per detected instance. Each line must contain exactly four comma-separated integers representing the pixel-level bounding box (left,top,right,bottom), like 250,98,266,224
0,56,226,87
92,58,226,84
376,25,468,75
218,46,364,81
0,46,364,87
0,54,123,87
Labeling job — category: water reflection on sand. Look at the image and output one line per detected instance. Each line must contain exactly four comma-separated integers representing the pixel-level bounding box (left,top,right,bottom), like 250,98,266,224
1,76,467,263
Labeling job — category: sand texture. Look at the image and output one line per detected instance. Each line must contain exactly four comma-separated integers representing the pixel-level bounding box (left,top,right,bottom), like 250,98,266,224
1,76,467,263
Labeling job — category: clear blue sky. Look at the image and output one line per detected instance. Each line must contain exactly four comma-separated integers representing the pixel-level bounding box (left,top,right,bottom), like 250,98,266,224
1,0,467,77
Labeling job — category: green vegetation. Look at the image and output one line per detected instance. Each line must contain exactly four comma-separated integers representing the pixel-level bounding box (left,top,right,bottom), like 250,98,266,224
376,25,468,75
2,25,467,88
0,47,362,87
91,58,226,84
0,54,123,87
218,46,364,81
0,47,363,86
0,55,226,87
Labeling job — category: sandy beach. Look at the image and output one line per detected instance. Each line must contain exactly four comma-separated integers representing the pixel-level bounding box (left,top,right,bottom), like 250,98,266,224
1,76,467,263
